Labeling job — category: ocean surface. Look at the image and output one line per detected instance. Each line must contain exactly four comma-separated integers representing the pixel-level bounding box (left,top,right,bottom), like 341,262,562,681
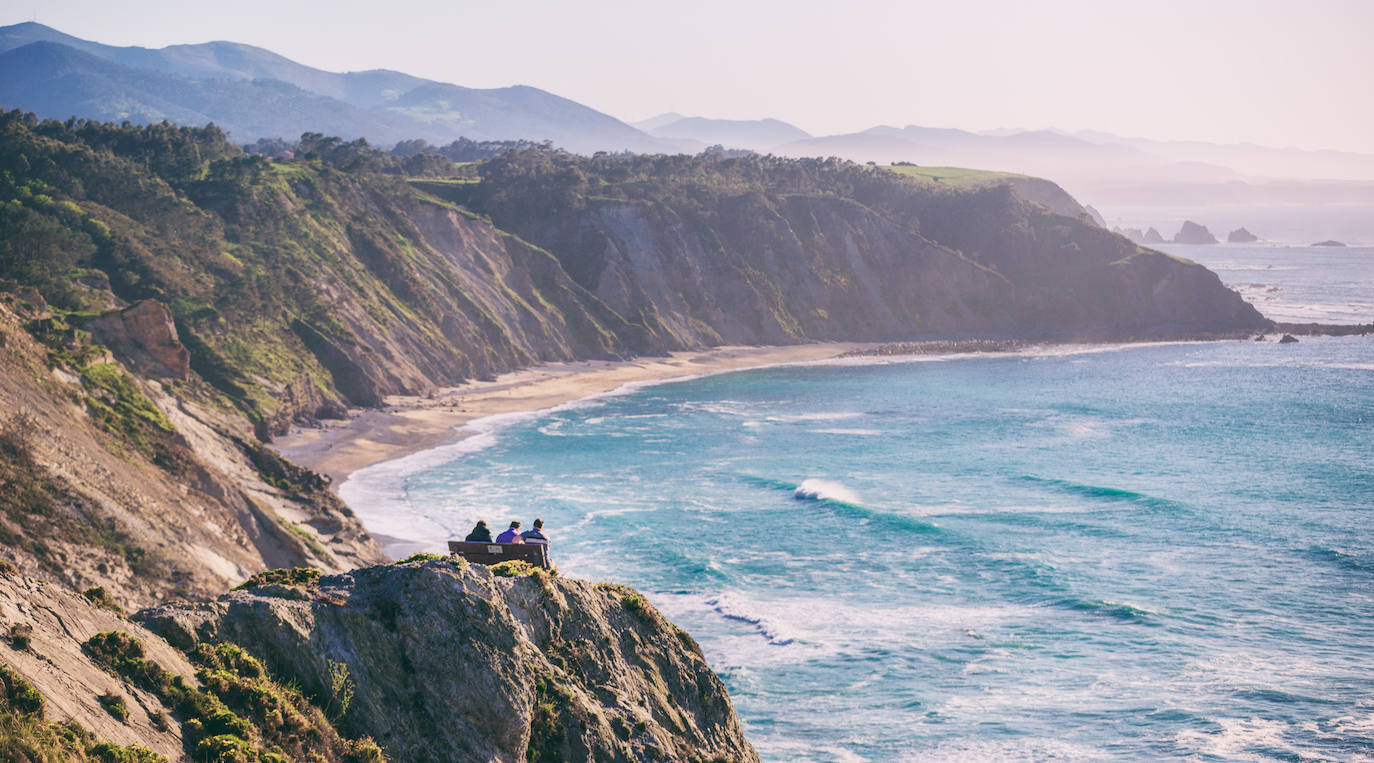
345,245,1373,761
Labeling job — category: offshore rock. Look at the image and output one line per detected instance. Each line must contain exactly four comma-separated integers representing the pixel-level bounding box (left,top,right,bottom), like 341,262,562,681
1227,227,1260,243
1143,227,1167,244
138,560,760,763
1173,220,1218,245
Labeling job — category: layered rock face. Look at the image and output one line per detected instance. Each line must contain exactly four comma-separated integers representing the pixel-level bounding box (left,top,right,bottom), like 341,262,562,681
140,560,760,763
469,159,1267,344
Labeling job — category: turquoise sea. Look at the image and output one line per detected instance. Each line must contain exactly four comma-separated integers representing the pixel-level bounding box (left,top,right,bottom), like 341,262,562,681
346,245,1373,761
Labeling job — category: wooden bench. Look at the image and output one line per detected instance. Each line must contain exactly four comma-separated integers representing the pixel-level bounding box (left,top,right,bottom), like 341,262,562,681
447,541,550,569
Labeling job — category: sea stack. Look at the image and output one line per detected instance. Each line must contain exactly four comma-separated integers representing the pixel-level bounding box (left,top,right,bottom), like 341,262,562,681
1173,220,1218,245
1142,227,1167,244
1227,227,1260,243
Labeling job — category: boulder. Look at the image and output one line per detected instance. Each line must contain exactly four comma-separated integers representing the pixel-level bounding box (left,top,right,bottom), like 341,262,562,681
1173,220,1218,245
1279,334,1299,343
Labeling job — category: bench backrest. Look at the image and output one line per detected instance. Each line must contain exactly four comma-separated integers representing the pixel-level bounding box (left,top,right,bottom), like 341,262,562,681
448,541,549,569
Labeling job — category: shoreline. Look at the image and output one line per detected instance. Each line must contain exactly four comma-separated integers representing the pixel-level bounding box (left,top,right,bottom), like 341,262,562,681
272,343,864,494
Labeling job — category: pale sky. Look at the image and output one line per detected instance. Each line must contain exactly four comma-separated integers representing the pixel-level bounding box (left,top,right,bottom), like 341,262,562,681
6,0,1373,152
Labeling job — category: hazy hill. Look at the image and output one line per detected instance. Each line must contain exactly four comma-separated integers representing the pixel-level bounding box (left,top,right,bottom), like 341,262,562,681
0,41,417,143
640,115,811,152
777,124,1154,178
0,22,674,151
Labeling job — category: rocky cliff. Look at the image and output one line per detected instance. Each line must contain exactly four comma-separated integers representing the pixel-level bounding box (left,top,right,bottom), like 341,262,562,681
138,559,758,762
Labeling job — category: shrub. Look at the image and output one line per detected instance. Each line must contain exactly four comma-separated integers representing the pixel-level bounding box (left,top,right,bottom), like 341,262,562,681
620,592,651,620
97,692,129,722
233,567,320,590
395,552,444,565
490,560,537,578
9,623,34,651
83,586,125,615
89,741,168,762
1,665,44,715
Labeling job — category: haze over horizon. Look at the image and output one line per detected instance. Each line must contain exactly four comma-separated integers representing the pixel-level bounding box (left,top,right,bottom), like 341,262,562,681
3,0,1372,155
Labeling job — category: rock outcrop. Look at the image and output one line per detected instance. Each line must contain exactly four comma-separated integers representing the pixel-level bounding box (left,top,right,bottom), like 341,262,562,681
1227,227,1260,243
1173,220,1218,244
139,559,760,763
1143,227,1167,244
84,300,191,380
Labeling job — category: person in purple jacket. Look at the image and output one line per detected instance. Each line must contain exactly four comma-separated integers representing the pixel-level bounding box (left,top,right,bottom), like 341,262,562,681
495,521,524,544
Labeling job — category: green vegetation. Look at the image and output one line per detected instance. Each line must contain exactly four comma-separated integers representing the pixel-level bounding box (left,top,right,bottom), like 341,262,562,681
394,552,445,565
526,673,574,762
233,567,321,591
1,663,168,762
883,163,1025,186
489,560,541,578
97,692,129,722
83,586,125,615
9,624,33,651
2,665,45,715
84,631,384,762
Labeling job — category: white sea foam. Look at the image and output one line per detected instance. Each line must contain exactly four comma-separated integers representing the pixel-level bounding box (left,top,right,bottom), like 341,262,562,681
793,478,859,503
811,428,882,436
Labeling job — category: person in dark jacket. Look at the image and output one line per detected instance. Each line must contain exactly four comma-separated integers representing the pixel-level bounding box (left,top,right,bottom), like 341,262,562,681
520,518,549,546
464,520,493,543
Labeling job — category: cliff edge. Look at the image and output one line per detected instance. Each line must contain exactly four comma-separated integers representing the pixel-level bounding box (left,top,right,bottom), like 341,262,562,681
138,558,759,762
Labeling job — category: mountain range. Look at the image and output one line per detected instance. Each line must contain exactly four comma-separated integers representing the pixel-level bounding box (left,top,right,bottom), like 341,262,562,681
0,22,675,153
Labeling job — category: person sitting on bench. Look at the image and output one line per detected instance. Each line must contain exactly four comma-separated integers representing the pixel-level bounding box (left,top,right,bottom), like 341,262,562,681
463,520,492,543
520,518,549,545
495,521,524,544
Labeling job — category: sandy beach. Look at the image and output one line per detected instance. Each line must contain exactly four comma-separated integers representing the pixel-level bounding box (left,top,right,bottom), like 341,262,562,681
273,344,862,491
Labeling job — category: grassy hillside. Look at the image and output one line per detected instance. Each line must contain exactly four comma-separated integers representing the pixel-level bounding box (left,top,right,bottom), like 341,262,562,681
884,163,1026,186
